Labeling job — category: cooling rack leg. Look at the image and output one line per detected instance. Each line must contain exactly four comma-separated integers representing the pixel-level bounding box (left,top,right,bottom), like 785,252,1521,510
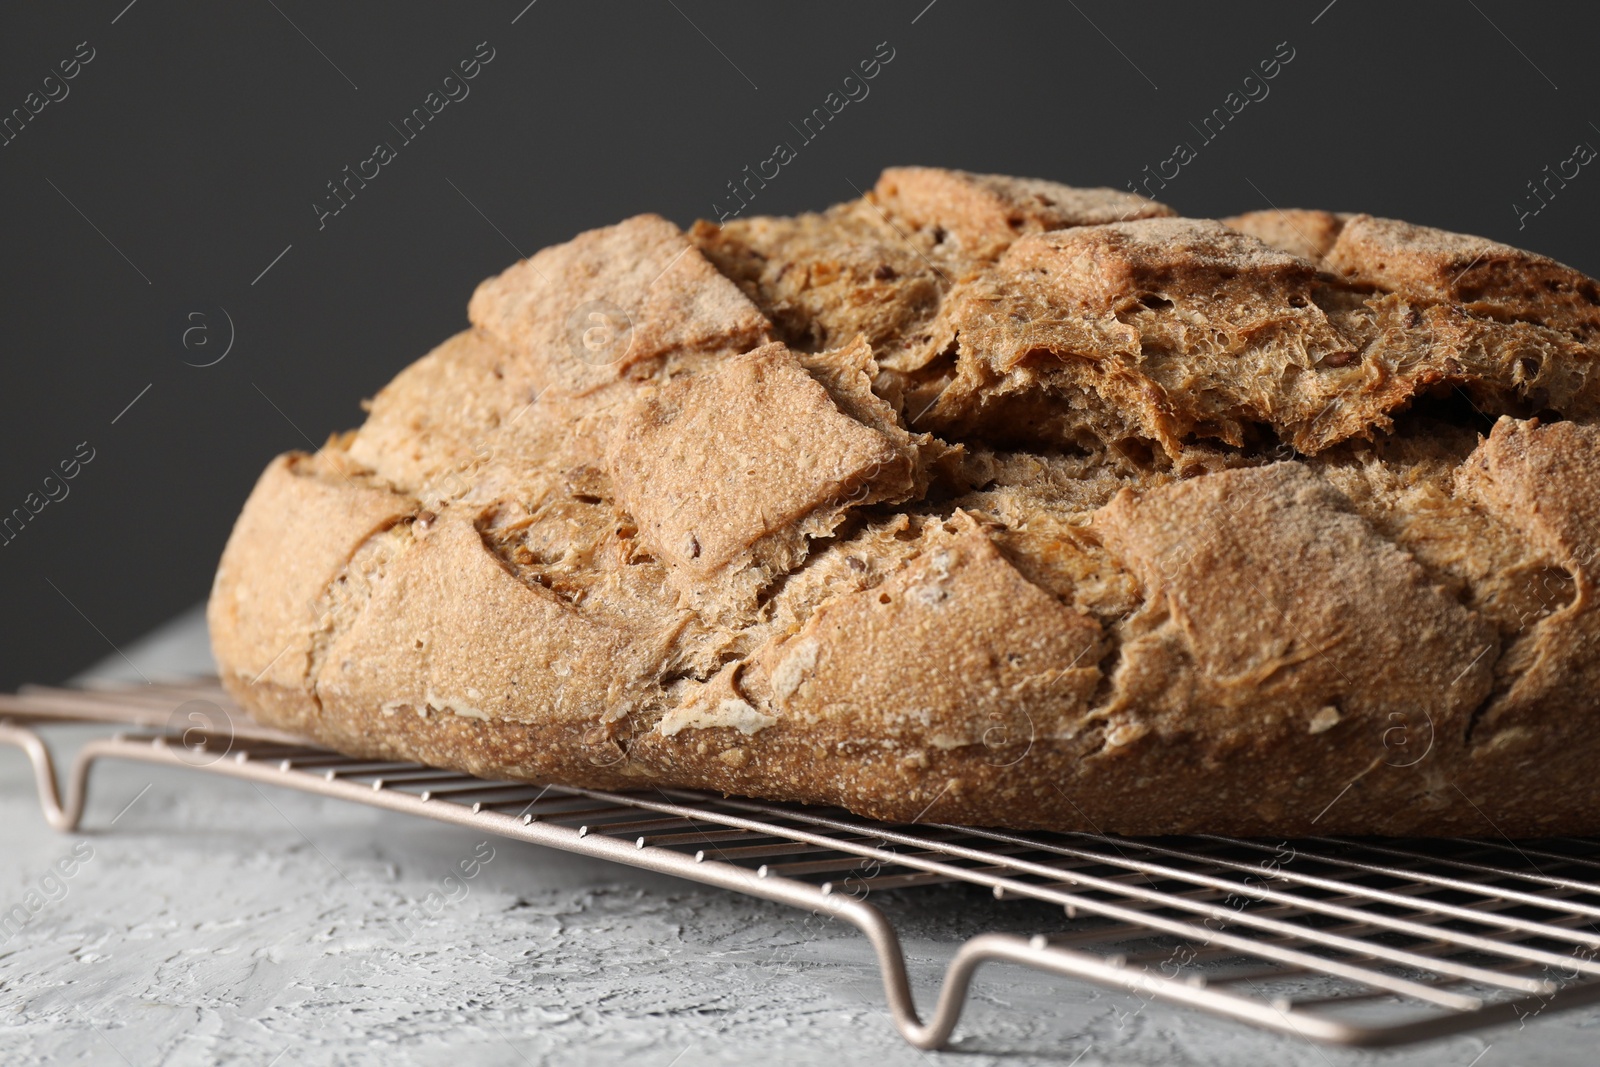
0,722,84,831
830,897,989,1050
829,911,1112,1049
842,926,1265,1050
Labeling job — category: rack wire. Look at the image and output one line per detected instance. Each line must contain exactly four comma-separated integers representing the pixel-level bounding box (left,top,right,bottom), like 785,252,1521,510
4,679,1600,1052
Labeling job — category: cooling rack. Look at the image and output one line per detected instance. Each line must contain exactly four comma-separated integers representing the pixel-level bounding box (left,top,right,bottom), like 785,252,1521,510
4,680,1600,1052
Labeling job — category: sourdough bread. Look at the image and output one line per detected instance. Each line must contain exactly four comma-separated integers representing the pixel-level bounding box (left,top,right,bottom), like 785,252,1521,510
209,168,1600,835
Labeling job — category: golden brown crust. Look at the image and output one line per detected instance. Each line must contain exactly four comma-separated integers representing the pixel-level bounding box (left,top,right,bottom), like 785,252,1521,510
209,453,418,733
911,217,1600,457
690,204,953,367
467,212,771,398
1326,215,1600,345
345,328,534,503
210,168,1600,835
1456,418,1600,727
872,166,1175,259
603,341,917,596
1223,208,1350,262
1094,464,1497,777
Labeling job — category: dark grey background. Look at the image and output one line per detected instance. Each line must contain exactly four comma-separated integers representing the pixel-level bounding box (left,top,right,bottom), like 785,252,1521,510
2,0,1597,692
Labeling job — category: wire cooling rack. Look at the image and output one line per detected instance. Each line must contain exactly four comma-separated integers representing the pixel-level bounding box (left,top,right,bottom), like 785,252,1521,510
5,680,1600,1052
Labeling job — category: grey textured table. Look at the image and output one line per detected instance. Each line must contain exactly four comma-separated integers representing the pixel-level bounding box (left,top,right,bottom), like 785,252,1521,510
2,608,1595,1065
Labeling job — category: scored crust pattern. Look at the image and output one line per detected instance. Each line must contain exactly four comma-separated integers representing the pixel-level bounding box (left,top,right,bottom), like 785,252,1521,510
209,167,1600,835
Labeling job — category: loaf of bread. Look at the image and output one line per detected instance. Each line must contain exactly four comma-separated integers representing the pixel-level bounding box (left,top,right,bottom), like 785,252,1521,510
208,167,1600,836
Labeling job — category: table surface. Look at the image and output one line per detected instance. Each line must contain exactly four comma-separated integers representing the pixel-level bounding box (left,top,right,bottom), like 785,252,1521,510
2,607,1596,1066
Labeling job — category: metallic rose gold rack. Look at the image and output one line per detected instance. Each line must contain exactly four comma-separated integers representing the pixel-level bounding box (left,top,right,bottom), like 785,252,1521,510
4,680,1600,1052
